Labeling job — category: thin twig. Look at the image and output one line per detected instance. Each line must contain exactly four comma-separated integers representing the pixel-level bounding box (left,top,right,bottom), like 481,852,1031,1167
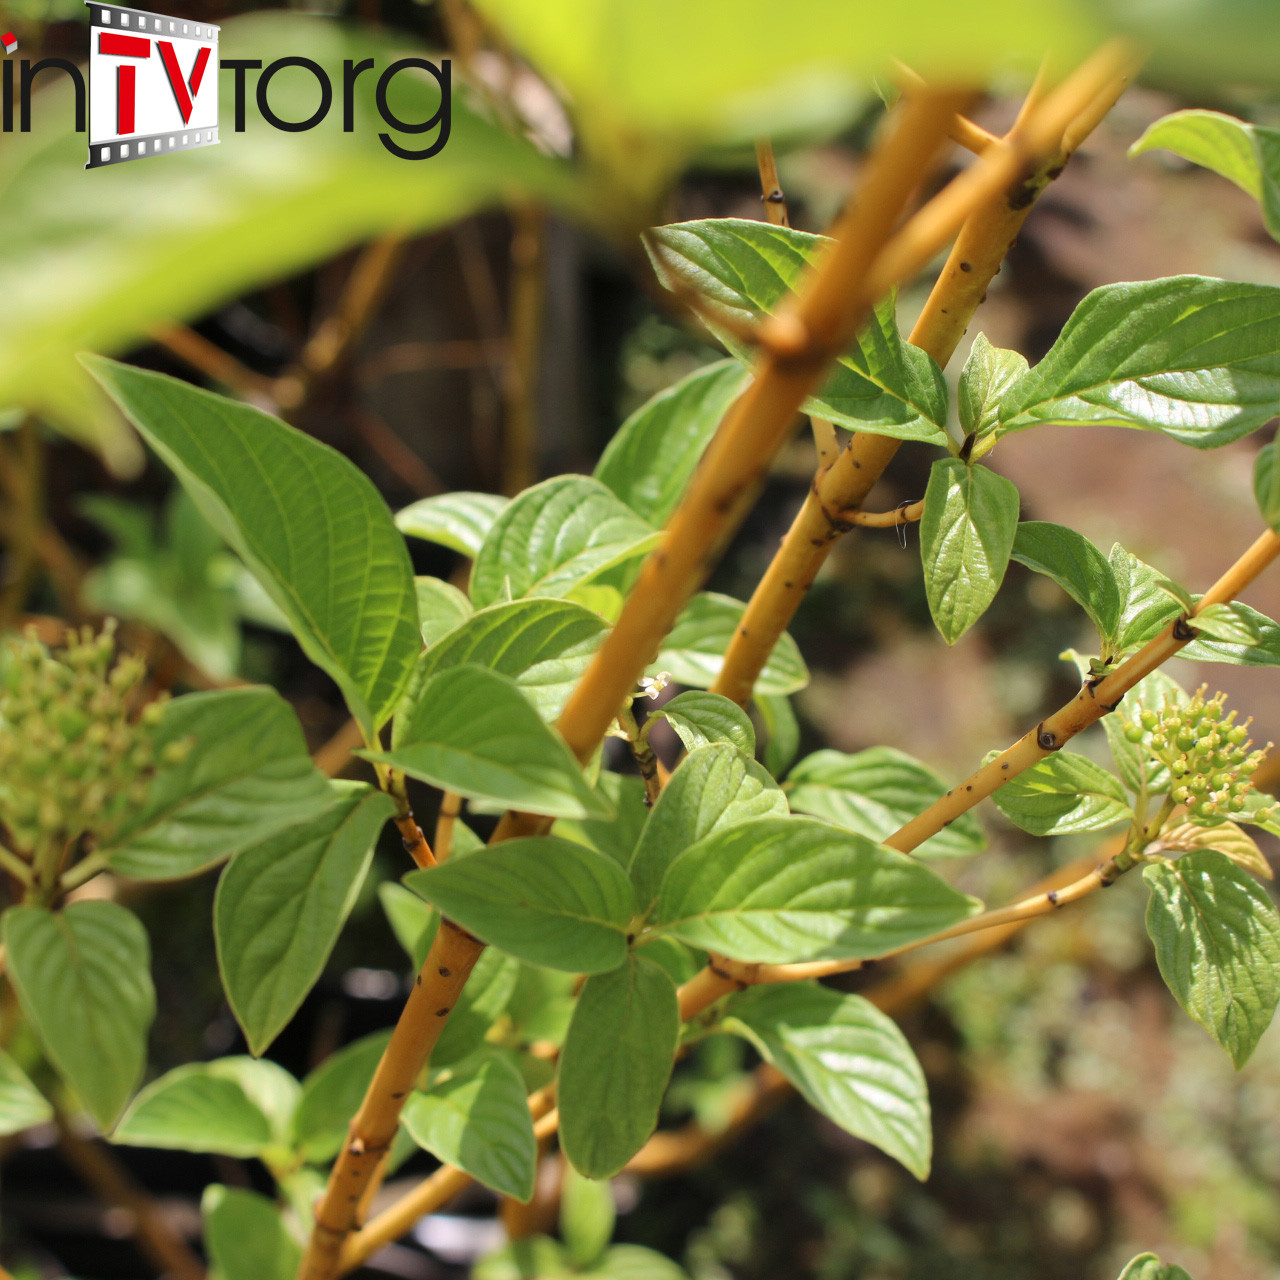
276,237,409,413
434,791,463,861
754,139,790,227
55,1111,207,1280
844,498,923,527
149,327,278,402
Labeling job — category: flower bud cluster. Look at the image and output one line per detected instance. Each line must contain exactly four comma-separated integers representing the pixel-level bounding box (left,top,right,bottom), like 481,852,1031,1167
1122,686,1274,825
0,623,177,856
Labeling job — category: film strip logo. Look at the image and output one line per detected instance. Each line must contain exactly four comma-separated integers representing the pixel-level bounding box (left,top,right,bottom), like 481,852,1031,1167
85,2,218,168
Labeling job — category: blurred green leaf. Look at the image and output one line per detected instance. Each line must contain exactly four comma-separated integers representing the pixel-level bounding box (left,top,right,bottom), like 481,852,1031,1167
415,576,475,648
1131,110,1280,240
473,0,1094,190
0,15,573,462
560,1165,617,1268
2,901,154,1129
202,1185,299,1280
113,1059,276,1157
292,1030,391,1164
0,1051,53,1136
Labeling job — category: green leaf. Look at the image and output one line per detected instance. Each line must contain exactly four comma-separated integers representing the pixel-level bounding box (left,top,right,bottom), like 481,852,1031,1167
555,774,651,869
990,751,1132,835
212,1058,302,1147
366,665,604,820
652,592,808,695
1182,600,1280,666
591,1245,690,1280
202,1185,300,1280
471,476,658,609
1102,669,1185,796
560,1165,616,1269
292,1030,391,1164
82,489,245,681
3,13,570,462
0,1051,53,1136
1187,602,1260,645
724,983,931,1178
1116,1254,1194,1280
404,837,634,973
215,782,395,1056
408,598,607,722
651,691,756,756
476,1236,573,1280
1158,821,1273,883
101,687,334,881
919,459,1020,644
651,816,978,963
379,883,439,969
630,743,788,909
402,1053,536,1201
471,0,1090,165
758,692,801,777
84,358,418,736
559,954,680,1178
958,334,1028,439
1010,521,1122,644
999,277,1280,449
647,221,948,444
596,360,749,524
2,901,154,1129
1144,850,1280,1067
396,492,510,558
415,577,475,648
1254,436,1280,533
1107,545,1182,655
1130,109,1280,242
785,747,984,859
113,1060,275,1157
434,947,521,1068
